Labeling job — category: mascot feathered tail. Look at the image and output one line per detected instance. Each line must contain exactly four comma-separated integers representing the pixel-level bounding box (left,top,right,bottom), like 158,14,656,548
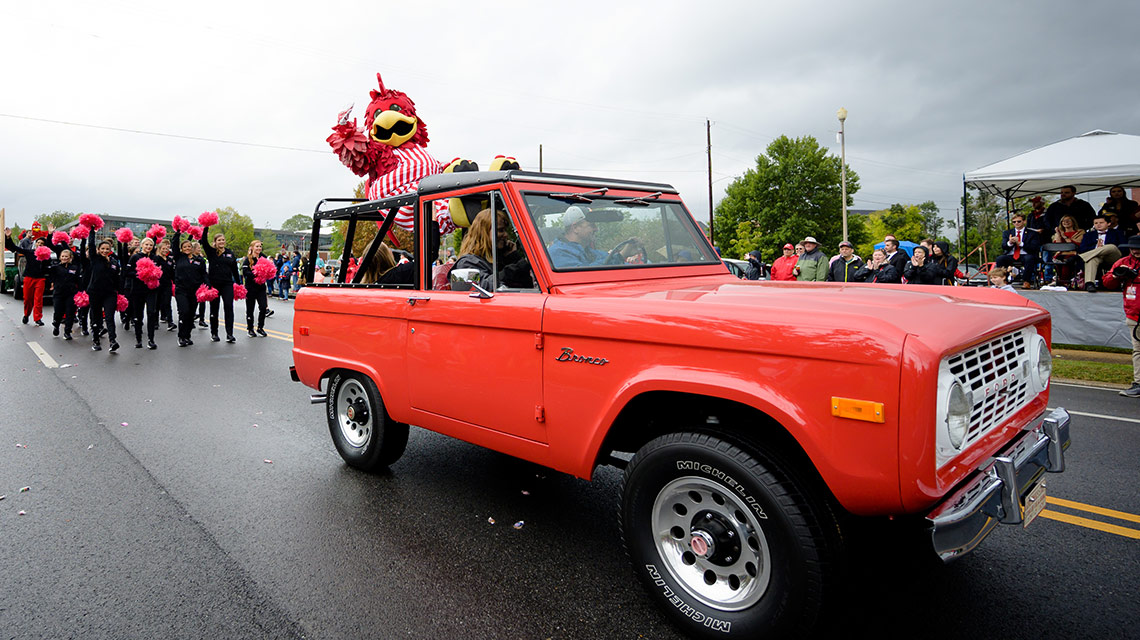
326,73,455,234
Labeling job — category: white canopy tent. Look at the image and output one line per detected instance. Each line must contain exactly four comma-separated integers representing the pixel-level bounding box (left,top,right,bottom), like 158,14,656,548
964,130,1140,198
958,130,1140,263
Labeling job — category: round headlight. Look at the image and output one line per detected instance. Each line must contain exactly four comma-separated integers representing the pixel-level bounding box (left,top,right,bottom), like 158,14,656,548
946,381,972,450
1034,338,1052,388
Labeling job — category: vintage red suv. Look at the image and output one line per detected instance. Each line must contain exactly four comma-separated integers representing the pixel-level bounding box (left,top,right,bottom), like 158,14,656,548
290,170,1071,639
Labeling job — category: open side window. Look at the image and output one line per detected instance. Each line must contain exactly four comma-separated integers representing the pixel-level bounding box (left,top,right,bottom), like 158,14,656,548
442,190,538,293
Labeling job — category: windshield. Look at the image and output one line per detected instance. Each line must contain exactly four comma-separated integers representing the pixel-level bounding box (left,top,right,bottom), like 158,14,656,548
523,193,719,271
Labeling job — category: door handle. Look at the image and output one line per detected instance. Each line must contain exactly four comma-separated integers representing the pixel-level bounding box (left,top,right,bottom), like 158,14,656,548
407,296,431,306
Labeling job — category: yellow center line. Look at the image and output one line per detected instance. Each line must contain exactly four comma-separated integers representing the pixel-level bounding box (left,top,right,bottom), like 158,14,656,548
1047,497,1140,524
1038,510,1140,539
262,328,293,338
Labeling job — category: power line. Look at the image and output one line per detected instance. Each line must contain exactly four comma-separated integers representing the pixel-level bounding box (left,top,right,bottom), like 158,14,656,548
0,113,330,154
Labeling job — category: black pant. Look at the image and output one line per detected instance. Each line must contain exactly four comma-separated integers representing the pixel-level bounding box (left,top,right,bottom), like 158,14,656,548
131,288,158,342
90,292,118,343
176,289,197,341
52,292,77,333
246,284,268,330
197,301,205,322
158,282,174,325
208,281,235,337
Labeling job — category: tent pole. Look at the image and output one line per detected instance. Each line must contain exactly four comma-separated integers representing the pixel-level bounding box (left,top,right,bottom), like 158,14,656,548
961,180,968,262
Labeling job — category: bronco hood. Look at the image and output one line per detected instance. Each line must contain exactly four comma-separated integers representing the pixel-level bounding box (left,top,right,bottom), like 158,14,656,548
545,276,1048,362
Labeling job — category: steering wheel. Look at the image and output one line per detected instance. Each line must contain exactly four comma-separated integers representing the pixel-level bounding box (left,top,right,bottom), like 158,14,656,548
606,238,641,265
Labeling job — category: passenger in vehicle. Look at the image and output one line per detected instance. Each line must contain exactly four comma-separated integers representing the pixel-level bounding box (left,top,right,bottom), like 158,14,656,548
356,235,398,284
453,208,533,289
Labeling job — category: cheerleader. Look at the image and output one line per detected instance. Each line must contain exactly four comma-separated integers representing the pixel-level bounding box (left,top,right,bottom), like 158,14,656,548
120,237,140,330
47,236,86,340
172,231,207,347
156,239,178,332
241,240,270,337
4,227,50,325
199,227,240,343
86,237,122,352
123,236,160,349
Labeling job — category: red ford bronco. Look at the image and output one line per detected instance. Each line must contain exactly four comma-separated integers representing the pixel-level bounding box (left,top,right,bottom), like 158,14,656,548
290,170,1071,638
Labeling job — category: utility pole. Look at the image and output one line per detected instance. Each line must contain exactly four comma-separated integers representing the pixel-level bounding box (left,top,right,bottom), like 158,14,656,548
707,120,714,245
837,108,848,242
539,144,543,172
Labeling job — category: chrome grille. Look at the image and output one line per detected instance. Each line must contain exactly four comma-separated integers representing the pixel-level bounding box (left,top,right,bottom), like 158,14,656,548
946,330,1032,450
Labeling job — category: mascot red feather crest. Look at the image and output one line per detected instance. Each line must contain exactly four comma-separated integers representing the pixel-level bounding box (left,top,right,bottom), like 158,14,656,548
327,73,454,234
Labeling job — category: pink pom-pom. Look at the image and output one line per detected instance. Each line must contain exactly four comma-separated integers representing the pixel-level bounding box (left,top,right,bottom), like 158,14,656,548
252,257,277,284
196,284,219,302
198,211,220,227
172,216,191,233
146,224,167,240
232,284,248,300
187,225,204,241
73,292,90,308
114,227,134,244
69,225,90,240
79,213,104,230
34,246,52,261
52,231,70,246
135,257,163,289
115,294,130,312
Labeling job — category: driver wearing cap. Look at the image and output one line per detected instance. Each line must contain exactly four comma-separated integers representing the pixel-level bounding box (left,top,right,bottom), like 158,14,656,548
547,206,610,268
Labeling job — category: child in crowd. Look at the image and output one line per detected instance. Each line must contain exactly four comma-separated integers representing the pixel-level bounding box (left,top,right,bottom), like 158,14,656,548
988,267,1018,293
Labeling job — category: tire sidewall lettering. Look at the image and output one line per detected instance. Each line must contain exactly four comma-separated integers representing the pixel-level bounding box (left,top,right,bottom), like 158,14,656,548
675,460,768,520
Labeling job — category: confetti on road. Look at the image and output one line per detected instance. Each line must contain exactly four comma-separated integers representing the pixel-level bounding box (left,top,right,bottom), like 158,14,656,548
212,384,221,387
15,444,27,449
145,399,152,403
487,517,496,524
513,521,525,530
252,424,258,428
59,363,74,368
263,459,273,464
521,490,530,496
0,495,6,501
120,422,128,427
17,511,26,516
19,487,30,493
87,444,94,450
255,411,263,415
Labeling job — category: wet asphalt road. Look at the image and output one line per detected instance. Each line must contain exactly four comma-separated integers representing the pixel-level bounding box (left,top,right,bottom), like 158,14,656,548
0,292,1136,639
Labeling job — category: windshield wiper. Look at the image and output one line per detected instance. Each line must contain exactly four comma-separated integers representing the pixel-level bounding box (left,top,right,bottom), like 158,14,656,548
548,187,609,203
614,192,663,206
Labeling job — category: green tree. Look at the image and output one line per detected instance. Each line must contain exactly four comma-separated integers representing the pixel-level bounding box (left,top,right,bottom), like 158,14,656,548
713,135,865,262
212,206,256,256
36,210,79,232
257,229,281,256
281,213,314,232
917,201,943,239
959,190,1008,266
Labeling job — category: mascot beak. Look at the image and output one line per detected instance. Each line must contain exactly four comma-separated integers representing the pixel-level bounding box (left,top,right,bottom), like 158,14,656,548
370,110,418,147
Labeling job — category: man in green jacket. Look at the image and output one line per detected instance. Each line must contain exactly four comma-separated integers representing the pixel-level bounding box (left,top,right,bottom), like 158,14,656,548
795,236,828,282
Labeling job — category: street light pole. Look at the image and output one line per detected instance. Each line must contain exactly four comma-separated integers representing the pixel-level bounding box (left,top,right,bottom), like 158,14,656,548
837,107,848,243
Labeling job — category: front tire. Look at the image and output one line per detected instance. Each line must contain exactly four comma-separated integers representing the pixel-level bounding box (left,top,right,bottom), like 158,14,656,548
326,371,408,471
621,432,836,639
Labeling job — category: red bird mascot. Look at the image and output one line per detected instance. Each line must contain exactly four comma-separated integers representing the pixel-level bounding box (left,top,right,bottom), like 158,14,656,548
326,73,519,235
326,73,455,233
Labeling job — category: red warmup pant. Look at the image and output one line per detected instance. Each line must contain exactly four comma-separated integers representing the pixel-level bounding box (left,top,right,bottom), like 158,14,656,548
23,277,46,322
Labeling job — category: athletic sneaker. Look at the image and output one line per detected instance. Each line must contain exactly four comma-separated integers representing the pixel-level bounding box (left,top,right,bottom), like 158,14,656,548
1120,383,1140,398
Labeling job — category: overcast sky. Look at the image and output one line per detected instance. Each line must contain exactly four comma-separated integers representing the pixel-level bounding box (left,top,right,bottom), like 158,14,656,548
2,0,1136,238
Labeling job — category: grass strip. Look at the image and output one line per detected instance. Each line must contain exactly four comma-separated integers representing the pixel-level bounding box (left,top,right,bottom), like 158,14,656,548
1053,359,1134,385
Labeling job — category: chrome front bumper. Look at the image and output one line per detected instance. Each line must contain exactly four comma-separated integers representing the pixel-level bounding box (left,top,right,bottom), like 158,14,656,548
927,407,1071,562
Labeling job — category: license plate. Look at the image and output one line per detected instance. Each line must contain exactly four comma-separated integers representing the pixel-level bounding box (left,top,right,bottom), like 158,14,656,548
1022,480,1047,528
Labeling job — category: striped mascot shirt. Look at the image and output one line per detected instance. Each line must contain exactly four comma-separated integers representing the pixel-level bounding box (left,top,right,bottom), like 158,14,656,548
366,145,455,235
